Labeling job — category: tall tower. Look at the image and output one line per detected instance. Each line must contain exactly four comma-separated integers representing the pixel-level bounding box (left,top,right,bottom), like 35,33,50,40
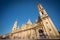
12,20,18,33
38,4,59,38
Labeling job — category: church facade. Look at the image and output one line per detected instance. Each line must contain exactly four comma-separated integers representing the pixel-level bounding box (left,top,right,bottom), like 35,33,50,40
2,4,59,39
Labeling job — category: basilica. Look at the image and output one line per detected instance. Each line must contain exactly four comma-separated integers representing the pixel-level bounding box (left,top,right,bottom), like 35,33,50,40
2,4,60,39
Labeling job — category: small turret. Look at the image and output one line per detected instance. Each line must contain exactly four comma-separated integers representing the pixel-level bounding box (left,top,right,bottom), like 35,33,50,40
12,20,18,33
27,19,32,25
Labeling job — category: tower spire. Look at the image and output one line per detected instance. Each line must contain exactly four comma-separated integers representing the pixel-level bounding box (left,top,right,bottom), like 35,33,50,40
12,20,18,33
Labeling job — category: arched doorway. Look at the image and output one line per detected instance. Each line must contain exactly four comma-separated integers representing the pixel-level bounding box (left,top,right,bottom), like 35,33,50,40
38,29,46,38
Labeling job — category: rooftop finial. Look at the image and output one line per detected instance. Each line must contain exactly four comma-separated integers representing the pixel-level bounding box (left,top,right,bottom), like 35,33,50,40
27,19,32,25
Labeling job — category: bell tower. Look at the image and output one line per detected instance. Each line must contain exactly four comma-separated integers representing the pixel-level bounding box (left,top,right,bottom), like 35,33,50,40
38,4,59,38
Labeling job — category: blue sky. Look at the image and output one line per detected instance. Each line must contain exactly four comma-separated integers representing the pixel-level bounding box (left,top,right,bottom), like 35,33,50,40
0,0,60,36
